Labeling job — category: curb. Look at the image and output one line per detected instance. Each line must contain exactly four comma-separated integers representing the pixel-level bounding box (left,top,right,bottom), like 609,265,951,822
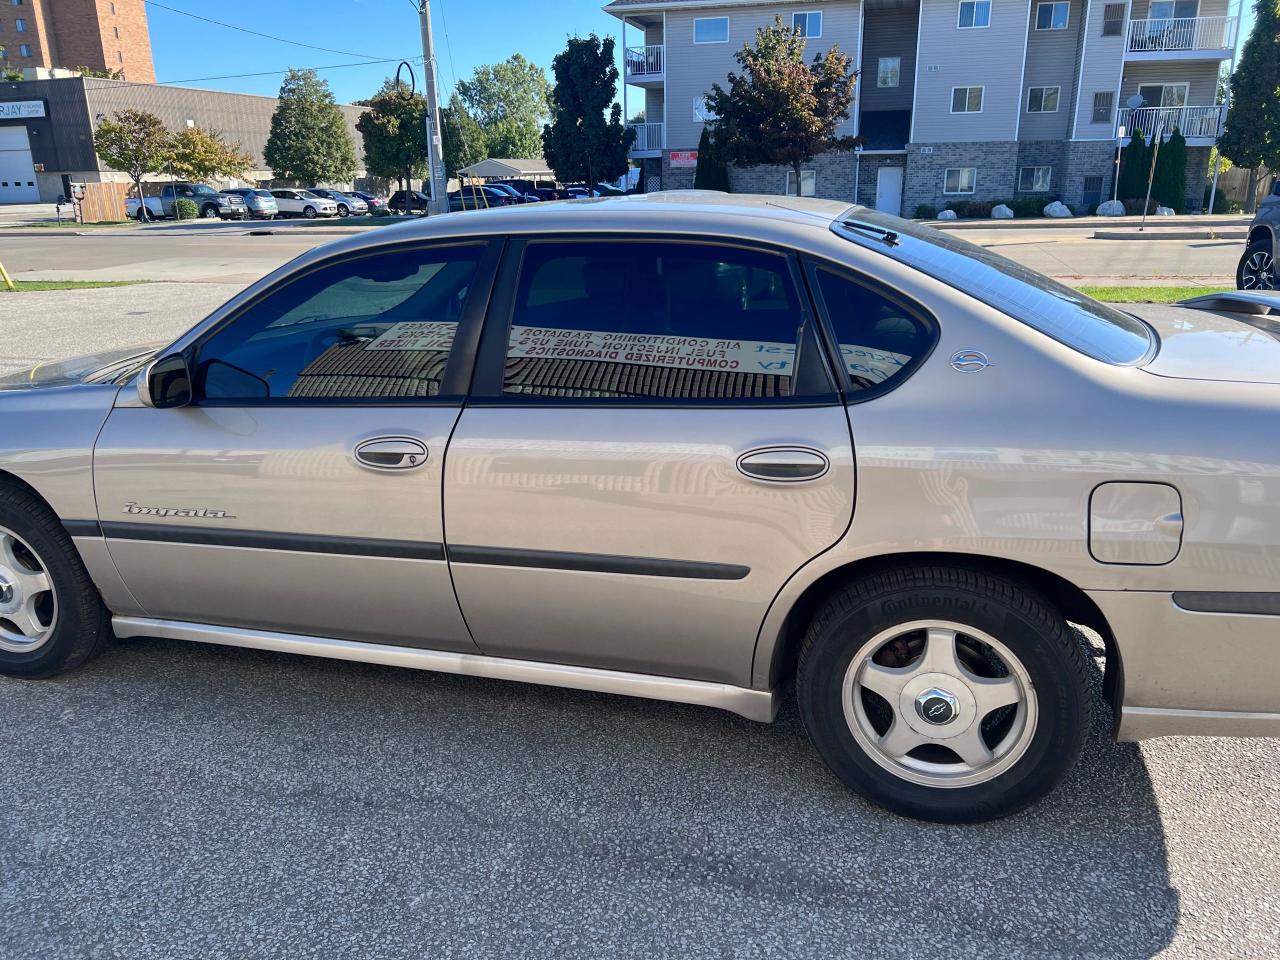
1092,229,1248,241
932,216,1251,231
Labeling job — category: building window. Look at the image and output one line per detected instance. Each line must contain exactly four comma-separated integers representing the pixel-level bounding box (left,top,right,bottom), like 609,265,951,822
1102,3,1125,35
18,43,30,57
784,169,816,197
1018,166,1053,192
1138,82,1188,107
14,17,24,30
693,96,717,122
693,17,729,43
113,26,119,38
951,86,984,113
877,57,901,88
116,50,123,63
1035,1,1070,29
1026,86,1061,112
943,168,977,194
110,1,116,11
1093,91,1114,123
10,0,24,6
958,0,991,27
792,11,822,37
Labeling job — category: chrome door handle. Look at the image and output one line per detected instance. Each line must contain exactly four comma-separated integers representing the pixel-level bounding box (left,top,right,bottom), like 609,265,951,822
736,447,830,483
354,437,428,470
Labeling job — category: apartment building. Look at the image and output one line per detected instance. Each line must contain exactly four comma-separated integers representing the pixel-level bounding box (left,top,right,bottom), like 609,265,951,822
1,0,155,84
605,0,1239,214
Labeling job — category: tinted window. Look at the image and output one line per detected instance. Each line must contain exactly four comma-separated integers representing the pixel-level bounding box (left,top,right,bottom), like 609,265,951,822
501,241,818,400
812,268,933,393
194,246,481,401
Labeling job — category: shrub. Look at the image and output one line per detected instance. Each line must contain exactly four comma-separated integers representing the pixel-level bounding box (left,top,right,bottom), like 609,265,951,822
172,198,199,220
948,200,993,218
913,204,938,219
1202,185,1239,214
1123,196,1158,215
1007,197,1050,218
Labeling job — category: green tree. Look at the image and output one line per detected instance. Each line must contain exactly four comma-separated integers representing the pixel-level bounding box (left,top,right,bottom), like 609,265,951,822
457,54,550,158
75,65,126,80
357,78,429,195
694,126,730,191
705,16,858,195
170,125,254,182
542,35,634,188
441,92,488,179
1218,0,1280,211
1118,127,1149,201
264,68,357,184
94,110,173,221
1152,126,1188,212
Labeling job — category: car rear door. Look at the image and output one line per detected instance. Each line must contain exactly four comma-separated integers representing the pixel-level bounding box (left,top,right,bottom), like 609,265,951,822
443,236,855,686
92,239,501,651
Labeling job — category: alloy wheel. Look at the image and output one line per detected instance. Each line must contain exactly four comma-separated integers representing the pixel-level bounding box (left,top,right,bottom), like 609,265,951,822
0,526,58,654
842,620,1038,789
1241,250,1276,290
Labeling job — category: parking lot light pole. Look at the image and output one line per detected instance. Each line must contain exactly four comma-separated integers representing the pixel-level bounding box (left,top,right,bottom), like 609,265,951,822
418,1,449,217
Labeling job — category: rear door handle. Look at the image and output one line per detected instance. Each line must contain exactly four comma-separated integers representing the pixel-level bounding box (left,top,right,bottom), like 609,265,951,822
354,437,428,470
736,447,830,483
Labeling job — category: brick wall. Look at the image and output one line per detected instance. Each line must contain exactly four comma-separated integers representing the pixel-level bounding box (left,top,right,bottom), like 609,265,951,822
1184,146,1211,213
855,154,907,212
1061,140,1118,212
903,141,1019,214
1015,141,1067,199
39,0,155,83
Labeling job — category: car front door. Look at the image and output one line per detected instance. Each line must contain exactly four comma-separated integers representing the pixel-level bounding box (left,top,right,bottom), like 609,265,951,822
92,239,500,651
443,236,856,686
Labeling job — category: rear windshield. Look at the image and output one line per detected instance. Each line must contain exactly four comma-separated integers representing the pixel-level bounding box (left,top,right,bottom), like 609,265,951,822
254,190,273,198
832,211,1154,365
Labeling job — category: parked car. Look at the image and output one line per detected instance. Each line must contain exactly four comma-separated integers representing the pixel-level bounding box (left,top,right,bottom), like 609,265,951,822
388,190,431,214
307,188,368,217
220,188,278,221
485,182,538,204
350,190,387,212
269,189,339,219
125,183,245,221
3,194,1280,824
594,183,625,197
496,179,566,201
448,185,516,211
1238,180,1279,290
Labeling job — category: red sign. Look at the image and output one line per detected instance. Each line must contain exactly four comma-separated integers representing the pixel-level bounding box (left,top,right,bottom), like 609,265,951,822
669,151,698,168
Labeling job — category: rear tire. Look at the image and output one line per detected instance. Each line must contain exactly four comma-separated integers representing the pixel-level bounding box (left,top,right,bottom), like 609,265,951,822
796,566,1089,823
303,205,317,219
0,484,110,679
1237,239,1276,290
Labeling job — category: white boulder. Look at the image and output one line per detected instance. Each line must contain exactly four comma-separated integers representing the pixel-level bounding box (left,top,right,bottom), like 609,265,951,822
1043,201,1073,218
1095,199,1125,216
991,204,1014,219
1156,206,1176,216
936,208,958,220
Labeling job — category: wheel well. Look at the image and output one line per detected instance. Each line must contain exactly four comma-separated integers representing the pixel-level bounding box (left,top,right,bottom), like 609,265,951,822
1249,226,1275,249
0,467,58,515
767,552,1123,715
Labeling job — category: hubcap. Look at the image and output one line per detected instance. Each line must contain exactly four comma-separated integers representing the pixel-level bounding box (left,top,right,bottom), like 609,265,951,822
843,620,1038,789
1242,251,1276,290
0,526,58,654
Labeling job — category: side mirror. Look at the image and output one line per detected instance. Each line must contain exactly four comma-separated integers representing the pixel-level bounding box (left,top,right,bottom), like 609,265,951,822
138,353,193,409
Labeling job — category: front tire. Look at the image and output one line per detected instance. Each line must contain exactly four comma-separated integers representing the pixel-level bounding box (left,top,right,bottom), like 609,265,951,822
201,204,219,219
303,205,317,219
336,204,349,218
797,566,1089,823
0,484,110,679
1238,239,1276,290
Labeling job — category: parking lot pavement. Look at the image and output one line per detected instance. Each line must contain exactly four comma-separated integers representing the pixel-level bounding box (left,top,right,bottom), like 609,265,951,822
0,632,1277,959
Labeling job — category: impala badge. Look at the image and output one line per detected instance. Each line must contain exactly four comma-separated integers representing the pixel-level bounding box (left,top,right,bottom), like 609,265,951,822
123,502,237,520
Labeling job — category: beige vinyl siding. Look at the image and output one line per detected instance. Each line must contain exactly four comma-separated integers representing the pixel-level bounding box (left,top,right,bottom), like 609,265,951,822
644,23,663,45
860,4,917,111
644,87,665,123
662,1,861,151
1120,60,1219,105
1020,0,1083,139
912,0,1029,142
1070,0,1127,139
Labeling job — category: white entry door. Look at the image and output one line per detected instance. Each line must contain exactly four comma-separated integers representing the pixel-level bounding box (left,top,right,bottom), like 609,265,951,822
0,127,39,203
875,166,903,216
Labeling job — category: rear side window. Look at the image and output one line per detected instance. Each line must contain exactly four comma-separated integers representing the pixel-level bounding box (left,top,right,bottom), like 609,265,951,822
501,241,826,400
810,267,935,394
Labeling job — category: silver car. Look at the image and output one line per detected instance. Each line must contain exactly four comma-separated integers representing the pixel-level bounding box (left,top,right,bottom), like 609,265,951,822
2,194,1279,822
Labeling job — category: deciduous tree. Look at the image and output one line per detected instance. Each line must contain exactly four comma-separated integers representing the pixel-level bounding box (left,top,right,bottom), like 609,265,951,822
704,16,858,195
170,125,254,182
357,78,429,195
542,35,633,188
264,69,357,184
1218,0,1280,211
93,109,172,221
441,93,488,179
457,54,550,158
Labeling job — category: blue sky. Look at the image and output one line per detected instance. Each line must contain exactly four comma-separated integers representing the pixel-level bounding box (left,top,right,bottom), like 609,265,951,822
148,0,628,104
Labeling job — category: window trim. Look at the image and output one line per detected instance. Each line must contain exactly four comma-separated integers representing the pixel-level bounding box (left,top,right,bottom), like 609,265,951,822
957,0,992,29
1101,3,1126,36
791,10,822,38
943,167,977,195
1017,165,1054,192
877,56,902,88
178,238,503,408
1026,85,1061,113
802,256,941,404
1034,0,1070,30
1092,90,1115,123
466,234,842,409
784,169,817,197
693,16,729,44
950,86,985,114
1137,81,1189,108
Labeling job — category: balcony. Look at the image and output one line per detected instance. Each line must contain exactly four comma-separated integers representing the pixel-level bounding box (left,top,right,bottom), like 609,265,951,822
628,122,664,158
1118,105,1226,146
1125,16,1237,60
624,45,665,86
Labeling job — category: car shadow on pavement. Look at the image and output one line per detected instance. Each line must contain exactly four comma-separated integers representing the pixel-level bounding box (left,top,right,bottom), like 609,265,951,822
0,632,1177,960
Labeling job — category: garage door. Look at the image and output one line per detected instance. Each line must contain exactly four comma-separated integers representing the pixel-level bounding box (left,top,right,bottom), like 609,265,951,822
0,126,39,203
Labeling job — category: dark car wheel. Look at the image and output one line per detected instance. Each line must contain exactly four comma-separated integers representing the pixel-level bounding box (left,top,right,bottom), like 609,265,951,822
1237,239,1276,290
336,204,349,218
303,205,317,219
201,204,219,219
0,483,110,680
796,566,1089,823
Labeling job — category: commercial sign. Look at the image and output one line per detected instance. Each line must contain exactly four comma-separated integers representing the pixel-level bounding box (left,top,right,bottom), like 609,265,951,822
0,101,46,120
669,151,698,168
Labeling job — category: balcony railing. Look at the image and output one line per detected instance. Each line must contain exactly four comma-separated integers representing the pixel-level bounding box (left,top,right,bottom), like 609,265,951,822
1118,105,1226,142
1126,15,1237,54
625,45,665,80
628,122,664,153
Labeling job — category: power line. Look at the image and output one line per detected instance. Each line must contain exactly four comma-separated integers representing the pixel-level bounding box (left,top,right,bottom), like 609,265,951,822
160,58,414,86
144,1,386,59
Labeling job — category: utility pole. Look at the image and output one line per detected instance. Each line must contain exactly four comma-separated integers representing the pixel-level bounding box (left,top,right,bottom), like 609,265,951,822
418,1,448,216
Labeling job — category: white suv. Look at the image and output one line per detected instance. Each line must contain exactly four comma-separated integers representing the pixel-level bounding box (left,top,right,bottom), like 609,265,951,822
269,189,339,219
